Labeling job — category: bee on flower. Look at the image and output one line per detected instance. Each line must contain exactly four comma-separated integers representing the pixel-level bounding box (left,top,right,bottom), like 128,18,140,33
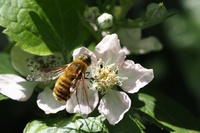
70,34,154,125
0,34,153,125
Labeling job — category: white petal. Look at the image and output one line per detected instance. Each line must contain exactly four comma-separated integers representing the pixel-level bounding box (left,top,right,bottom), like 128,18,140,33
115,50,126,66
37,87,66,114
66,82,98,115
119,60,154,93
98,90,131,125
72,47,97,64
0,74,36,101
94,34,126,66
94,34,122,61
120,46,131,55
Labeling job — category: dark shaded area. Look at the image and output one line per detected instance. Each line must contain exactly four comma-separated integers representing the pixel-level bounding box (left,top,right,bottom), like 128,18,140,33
0,27,8,51
0,93,43,133
140,10,200,119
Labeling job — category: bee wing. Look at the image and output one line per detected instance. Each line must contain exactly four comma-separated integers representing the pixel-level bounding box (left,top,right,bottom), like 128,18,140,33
27,65,67,82
66,74,96,115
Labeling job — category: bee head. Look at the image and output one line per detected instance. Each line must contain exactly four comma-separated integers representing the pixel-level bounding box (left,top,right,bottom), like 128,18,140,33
79,53,91,66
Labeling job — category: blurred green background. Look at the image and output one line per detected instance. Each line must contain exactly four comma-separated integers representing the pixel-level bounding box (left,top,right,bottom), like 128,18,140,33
1,0,200,132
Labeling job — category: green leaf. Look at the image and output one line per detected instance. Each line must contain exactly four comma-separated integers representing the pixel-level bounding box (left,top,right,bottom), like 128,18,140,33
0,0,52,55
24,115,108,133
10,46,33,76
117,28,162,54
106,112,145,133
10,46,64,78
0,52,17,74
117,28,141,43
126,2,169,29
0,93,8,101
145,2,168,24
136,92,200,133
129,114,145,133
117,0,134,20
133,36,163,54
0,0,90,56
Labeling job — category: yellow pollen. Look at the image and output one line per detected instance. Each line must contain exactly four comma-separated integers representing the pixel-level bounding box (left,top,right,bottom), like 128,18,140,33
91,59,128,94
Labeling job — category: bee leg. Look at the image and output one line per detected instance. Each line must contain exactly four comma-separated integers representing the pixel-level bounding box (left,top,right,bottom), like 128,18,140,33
84,72,90,79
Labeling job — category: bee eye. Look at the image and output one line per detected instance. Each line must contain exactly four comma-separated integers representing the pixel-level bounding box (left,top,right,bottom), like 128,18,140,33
80,54,91,66
84,54,91,66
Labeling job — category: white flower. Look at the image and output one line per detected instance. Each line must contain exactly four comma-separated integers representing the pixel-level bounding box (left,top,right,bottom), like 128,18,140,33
72,34,154,125
1,34,153,125
1,46,98,115
0,46,37,102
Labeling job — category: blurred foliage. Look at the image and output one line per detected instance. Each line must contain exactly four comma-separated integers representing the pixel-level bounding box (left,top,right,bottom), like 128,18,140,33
164,0,200,114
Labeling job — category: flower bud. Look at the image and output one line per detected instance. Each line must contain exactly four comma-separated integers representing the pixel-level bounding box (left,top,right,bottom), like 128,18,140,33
97,13,113,29
84,7,99,23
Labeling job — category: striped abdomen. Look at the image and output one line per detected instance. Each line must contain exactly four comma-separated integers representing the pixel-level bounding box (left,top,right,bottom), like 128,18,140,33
53,55,90,102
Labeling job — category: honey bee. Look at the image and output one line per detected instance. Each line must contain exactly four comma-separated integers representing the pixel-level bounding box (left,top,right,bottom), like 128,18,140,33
27,53,91,103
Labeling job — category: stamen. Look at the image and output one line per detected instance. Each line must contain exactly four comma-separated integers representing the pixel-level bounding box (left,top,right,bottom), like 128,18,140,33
91,59,128,94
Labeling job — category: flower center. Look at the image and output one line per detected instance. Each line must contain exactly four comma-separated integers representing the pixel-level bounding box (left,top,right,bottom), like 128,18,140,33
91,59,128,94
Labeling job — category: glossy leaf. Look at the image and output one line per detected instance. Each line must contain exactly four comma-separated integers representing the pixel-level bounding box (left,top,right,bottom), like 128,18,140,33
106,111,145,133
0,0,52,55
136,92,200,133
10,46,33,76
0,0,90,56
24,115,108,133
0,93,8,101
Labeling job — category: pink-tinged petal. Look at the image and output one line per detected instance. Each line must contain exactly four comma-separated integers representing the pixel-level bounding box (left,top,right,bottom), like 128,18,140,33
115,50,126,66
98,90,131,125
120,46,131,55
94,34,121,59
0,74,36,101
94,34,126,66
72,47,97,64
98,50,126,67
37,87,66,114
66,83,98,115
119,60,154,93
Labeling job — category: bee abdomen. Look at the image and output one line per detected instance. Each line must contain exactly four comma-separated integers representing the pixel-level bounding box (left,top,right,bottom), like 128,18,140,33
53,76,73,102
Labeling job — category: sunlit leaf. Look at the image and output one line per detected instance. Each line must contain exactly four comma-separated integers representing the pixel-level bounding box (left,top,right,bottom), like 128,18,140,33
129,114,145,133
24,115,108,133
0,93,8,101
10,46,64,78
0,0,52,55
0,0,90,56
136,92,200,133
10,46,33,77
